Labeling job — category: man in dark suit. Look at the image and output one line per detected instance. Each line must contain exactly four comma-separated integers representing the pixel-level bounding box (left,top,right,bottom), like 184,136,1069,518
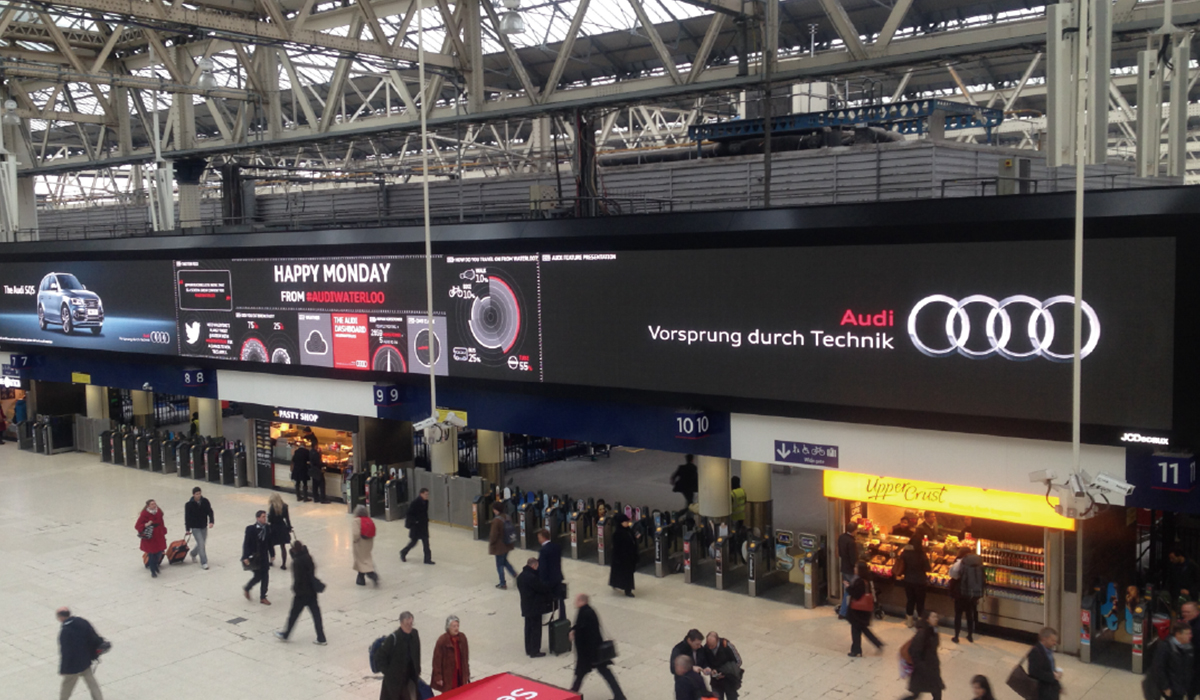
1182,602,1200,700
669,629,706,676
57,607,105,700
401,488,433,564
1027,627,1062,700
308,447,326,503
241,510,272,604
517,557,551,657
537,528,565,620
291,444,311,502
569,594,626,700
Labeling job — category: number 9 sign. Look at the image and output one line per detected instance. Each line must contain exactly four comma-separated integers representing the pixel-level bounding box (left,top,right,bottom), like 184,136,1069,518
374,384,402,407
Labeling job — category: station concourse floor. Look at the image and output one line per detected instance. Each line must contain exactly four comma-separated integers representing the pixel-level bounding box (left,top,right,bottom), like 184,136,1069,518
0,444,1139,700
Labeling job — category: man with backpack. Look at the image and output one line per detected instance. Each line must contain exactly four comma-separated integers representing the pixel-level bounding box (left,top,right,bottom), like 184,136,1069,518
373,611,422,700
950,546,985,644
488,501,518,589
57,607,107,699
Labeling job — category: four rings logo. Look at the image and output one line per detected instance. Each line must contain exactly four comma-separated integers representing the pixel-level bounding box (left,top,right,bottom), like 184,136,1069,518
149,331,172,344
907,294,1100,362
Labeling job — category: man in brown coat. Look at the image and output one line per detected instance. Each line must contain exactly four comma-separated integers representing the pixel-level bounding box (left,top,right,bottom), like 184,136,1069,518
488,502,517,589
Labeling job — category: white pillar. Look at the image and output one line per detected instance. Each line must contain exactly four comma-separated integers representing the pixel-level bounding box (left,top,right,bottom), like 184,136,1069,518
477,429,504,486
741,460,773,533
1045,3,1076,167
198,397,221,437
129,389,152,428
1167,35,1191,178
1136,49,1163,177
85,385,108,420
431,428,459,475
697,455,731,518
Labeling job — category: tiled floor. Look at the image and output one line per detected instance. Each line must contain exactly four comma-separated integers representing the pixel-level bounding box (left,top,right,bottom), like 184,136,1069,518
1,444,1140,700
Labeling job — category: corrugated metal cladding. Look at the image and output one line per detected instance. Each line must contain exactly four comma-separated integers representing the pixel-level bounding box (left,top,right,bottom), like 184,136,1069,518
35,141,1174,238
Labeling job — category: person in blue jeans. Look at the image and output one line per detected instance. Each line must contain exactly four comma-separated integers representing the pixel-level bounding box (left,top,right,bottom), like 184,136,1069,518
488,502,517,589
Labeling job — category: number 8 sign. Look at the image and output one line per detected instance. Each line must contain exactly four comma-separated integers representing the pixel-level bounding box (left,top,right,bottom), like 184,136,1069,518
182,369,207,387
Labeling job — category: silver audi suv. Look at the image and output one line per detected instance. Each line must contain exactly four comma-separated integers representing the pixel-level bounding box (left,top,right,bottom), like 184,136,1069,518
37,272,104,334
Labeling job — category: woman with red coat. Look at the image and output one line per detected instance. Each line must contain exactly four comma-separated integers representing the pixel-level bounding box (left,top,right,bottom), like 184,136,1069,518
135,499,168,578
430,615,470,693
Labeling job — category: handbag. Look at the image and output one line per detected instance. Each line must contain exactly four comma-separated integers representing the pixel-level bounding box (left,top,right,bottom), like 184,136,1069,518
1006,657,1039,700
140,522,156,540
313,576,327,594
597,639,618,663
849,592,875,612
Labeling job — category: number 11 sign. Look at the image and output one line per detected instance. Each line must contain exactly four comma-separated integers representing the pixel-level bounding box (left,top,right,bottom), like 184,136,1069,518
1152,455,1197,492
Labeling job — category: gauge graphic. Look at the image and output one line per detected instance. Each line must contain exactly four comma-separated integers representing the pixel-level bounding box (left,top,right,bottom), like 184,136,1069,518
240,338,268,362
414,328,442,368
372,345,407,373
469,276,521,353
271,348,292,364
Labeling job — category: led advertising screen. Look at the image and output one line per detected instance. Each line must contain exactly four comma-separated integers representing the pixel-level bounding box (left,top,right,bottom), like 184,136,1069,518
0,237,1176,427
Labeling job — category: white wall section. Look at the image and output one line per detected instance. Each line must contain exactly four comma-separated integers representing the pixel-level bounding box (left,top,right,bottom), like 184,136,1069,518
217,370,376,417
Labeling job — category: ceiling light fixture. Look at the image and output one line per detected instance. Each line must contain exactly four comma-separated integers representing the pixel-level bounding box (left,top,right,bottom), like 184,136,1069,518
1,99,19,126
196,58,217,90
499,0,525,35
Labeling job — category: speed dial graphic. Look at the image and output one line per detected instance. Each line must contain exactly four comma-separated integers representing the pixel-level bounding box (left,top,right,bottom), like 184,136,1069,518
372,345,407,373
240,338,268,362
470,276,521,353
414,329,441,368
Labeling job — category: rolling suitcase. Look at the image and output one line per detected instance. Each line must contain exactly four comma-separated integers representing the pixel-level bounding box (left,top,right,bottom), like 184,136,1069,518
165,534,191,564
548,617,572,656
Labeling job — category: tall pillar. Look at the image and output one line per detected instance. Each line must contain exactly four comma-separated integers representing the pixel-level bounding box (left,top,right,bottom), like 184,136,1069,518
697,455,731,519
197,398,221,437
1136,48,1163,177
741,461,773,534
189,396,199,416
17,177,36,232
85,385,109,420
477,429,504,487
430,428,459,475
175,158,207,229
1167,35,1192,178
129,390,153,428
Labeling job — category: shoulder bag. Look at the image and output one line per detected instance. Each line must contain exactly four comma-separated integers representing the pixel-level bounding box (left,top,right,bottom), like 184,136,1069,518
596,619,618,664
1006,654,1039,700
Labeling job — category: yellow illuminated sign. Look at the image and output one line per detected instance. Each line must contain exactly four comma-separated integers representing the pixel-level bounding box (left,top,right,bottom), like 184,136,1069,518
71,372,91,385
823,470,1076,531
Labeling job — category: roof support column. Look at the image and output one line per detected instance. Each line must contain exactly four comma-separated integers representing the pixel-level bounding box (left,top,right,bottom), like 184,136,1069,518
1166,34,1192,178
463,0,485,113
1045,3,1077,167
1136,48,1163,177
1088,0,1111,163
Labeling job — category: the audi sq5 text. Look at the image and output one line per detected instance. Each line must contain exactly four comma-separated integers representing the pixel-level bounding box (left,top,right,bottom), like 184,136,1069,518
37,272,103,334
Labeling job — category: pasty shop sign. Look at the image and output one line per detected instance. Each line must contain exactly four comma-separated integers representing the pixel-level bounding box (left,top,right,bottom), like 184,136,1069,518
823,470,1075,531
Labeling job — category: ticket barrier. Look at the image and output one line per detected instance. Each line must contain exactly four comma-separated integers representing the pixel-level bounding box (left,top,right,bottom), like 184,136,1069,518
175,439,193,478
17,421,36,451
654,518,683,578
222,442,247,486
596,515,613,566
148,434,164,472
682,526,718,586
473,487,499,541
569,507,597,560
109,428,126,463
136,434,151,470
367,476,386,518
384,477,409,522
160,438,180,475
714,535,748,591
795,532,828,609
632,508,656,568
205,443,222,483
191,440,208,480
545,499,572,551
1131,588,1153,675
123,432,138,467
347,471,368,513
32,420,49,454
518,500,543,550
100,430,115,462
746,537,788,597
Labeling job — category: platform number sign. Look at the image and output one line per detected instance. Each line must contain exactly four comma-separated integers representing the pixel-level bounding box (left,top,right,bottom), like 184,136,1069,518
1152,456,1197,492
182,369,207,387
675,411,711,439
374,384,402,407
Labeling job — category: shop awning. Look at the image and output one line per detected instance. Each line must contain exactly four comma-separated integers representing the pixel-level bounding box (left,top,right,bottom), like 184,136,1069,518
435,673,581,700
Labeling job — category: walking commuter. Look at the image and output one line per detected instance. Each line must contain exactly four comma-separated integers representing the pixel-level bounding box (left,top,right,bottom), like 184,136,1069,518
431,615,471,692
274,540,327,645
267,493,293,569
1027,627,1063,700
846,561,883,658
353,504,380,586
898,538,931,626
670,629,706,675
374,611,422,700
969,675,996,700
400,487,433,564
488,501,517,589
184,487,214,570
950,546,984,643
309,447,327,503
1182,602,1200,700
517,558,551,657
135,499,167,579
537,528,566,620
671,454,699,508
1170,549,1200,605
837,521,859,618
901,611,944,700
189,412,199,437
291,444,311,502
1148,622,1194,700
57,607,106,700
568,594,627,700
674,654,714,700
608,513,638,598
241,510,272,605
703,631,743,700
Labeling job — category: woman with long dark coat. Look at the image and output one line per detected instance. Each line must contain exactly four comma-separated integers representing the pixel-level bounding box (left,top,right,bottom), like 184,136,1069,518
902,610,945,700
608,514,638,597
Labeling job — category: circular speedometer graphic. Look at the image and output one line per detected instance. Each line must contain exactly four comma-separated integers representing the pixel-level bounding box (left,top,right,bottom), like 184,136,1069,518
469,277,521,353
373,345,407,373
240,338,268,362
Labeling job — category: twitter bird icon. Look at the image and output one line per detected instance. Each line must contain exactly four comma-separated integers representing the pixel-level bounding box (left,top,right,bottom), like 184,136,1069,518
185,321,202,345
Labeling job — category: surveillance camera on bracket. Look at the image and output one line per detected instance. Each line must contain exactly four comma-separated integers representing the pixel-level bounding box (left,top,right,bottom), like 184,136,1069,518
1091,472,1135,496
1029,469,1058,484
444,412,467,429
413,416,438,432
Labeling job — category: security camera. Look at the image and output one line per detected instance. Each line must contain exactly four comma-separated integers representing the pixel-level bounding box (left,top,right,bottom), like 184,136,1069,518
142,382,153,392
1091,472,1135,496
413,416,438,432
1029,469,1059,483
444,412,467,429
1066,473,1087,498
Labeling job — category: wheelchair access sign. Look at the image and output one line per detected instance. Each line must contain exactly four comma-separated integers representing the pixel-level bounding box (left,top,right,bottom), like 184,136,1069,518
774,440,839,468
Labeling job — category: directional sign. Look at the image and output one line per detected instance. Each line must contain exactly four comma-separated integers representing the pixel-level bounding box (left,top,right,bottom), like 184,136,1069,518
774,440,839,468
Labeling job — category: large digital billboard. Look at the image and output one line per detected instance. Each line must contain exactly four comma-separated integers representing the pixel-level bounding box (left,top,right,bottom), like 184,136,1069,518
0,237,1176,427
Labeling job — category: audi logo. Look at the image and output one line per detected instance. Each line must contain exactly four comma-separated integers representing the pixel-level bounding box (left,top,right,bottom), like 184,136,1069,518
150,331,172,344
907,294,1100,362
